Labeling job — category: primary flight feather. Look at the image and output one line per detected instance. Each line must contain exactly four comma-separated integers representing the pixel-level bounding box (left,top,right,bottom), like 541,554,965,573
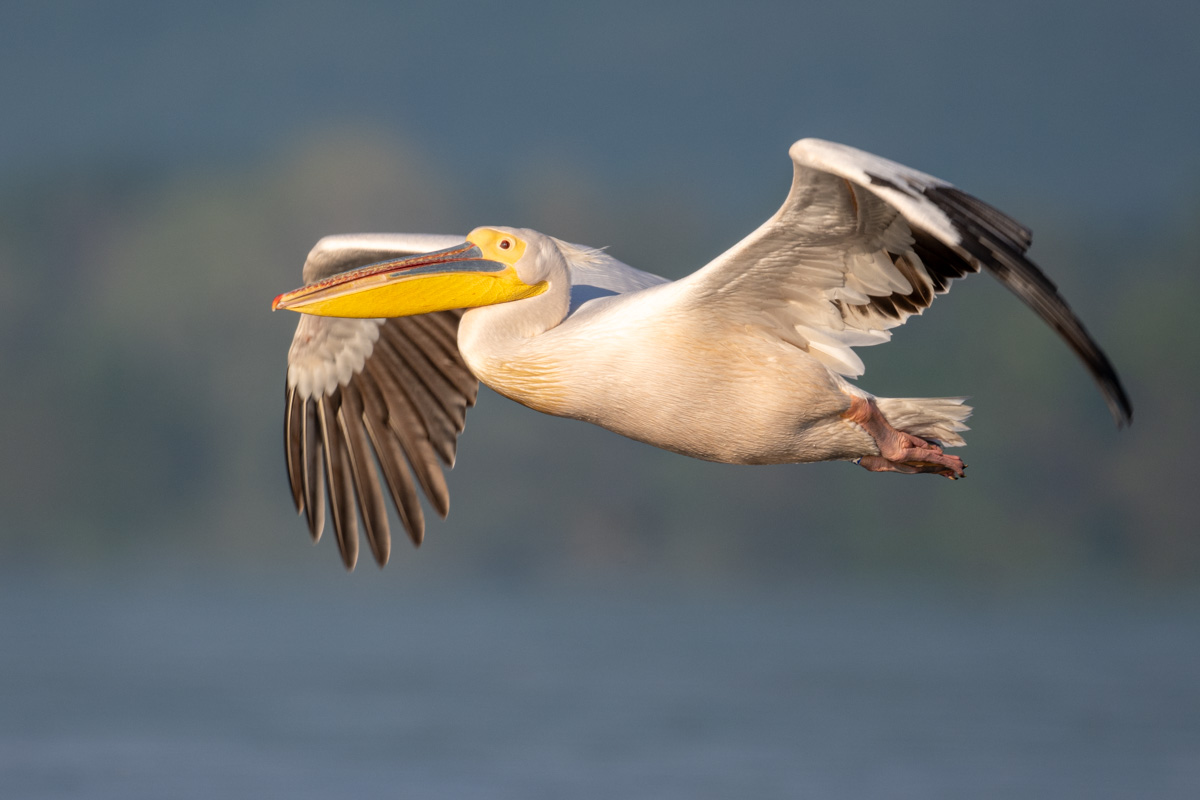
274,138,1132,569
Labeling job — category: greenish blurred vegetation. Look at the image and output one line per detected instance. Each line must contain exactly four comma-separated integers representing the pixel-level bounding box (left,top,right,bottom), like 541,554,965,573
1,128,1196,582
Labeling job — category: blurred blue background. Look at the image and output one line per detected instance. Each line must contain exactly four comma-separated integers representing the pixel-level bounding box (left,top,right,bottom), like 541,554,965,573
1,1,1198,797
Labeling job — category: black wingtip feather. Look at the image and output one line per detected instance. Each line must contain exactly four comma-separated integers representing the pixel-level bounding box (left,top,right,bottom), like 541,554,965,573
932,186,1033,251
921,187,1134,428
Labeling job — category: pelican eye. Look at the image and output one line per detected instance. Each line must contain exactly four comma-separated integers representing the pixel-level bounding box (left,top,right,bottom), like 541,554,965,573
498,238,513,250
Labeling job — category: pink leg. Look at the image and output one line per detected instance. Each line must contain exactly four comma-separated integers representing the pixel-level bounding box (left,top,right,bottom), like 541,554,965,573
842,395,966,480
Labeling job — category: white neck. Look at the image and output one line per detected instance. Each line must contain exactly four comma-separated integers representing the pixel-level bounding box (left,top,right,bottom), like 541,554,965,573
457,270,574,414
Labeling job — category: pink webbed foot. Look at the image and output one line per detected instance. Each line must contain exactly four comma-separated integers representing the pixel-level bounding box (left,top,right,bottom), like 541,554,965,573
855,453,966,479
842,395,967,480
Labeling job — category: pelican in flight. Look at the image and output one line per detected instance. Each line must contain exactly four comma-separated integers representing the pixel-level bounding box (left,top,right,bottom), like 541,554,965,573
274,138,1132,569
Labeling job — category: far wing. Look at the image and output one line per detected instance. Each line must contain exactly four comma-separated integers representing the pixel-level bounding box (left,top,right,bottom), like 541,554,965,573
284,234,479,569
555,238,670,314
301,233,465,283
675,139,1131,425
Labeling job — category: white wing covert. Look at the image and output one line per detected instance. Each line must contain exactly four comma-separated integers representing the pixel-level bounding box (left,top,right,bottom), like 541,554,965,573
284,234,480,569
678,138,1131,425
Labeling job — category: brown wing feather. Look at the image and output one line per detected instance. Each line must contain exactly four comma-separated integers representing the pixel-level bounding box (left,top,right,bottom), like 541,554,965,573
391,318,472,432
301,399,324,541
410,311,480,402
338,383,391,566
284,386,304,513
367,337,459,481
284,310,477,569
355,372,426,546
318,391,359,570
377,325,462,464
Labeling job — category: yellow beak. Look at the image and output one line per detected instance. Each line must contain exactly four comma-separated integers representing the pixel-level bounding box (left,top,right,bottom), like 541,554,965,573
272,242,545,318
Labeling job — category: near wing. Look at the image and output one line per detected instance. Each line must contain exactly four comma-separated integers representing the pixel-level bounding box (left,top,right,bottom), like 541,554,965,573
283,234,480,569
676,138,1132,426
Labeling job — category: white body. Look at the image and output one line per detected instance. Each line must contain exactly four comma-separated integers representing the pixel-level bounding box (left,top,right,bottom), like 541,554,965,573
460,275,870,464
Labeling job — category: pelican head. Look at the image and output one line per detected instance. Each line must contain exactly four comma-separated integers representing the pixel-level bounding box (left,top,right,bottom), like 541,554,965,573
272,227,550,318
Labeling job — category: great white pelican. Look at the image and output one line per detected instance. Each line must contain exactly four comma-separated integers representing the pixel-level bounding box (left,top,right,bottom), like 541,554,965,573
273,138,1132,569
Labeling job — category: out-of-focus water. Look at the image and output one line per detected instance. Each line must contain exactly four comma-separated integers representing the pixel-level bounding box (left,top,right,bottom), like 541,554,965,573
0,567,1196,799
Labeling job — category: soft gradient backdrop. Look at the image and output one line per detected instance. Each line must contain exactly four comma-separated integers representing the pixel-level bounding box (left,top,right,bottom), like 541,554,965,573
1,2,1198,797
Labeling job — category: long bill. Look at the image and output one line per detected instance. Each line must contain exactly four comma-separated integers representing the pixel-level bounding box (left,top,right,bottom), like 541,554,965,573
272,242,545,318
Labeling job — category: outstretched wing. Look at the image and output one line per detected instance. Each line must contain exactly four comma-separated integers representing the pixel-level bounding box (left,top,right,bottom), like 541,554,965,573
676,138,1131,426
283,234,479,569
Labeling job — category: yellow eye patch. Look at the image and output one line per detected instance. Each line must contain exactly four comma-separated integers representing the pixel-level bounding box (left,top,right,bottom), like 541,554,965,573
468,228,527,264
